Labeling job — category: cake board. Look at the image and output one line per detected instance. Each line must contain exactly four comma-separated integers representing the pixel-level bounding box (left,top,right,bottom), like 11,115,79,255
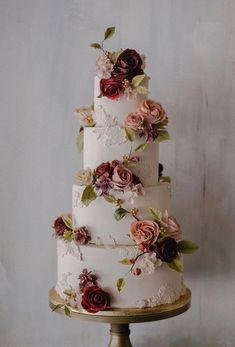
49,287,191,347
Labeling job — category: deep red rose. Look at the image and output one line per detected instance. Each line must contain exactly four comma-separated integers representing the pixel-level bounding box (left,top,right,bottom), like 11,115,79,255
95,162,111,178
54,214,72,238
81,286,110,313
100,78,123,100
155,237,178,263
112,49,143,80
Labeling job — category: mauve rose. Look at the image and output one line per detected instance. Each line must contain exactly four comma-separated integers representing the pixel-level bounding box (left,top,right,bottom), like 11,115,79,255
138,100,168,125
112,164,133,190
95,162,111,178
54,214,72,238
161,211,182,241
125,112,144,130
100,78,123,100
74,226,91,245
155,237,178,263
81,286,110,313
130,220,160,251
112,49,143,80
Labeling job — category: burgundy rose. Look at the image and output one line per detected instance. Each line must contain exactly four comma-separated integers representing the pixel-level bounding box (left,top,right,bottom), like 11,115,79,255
138,100,168,125
112,164,133,190
112,49,143,80
100,78,123,100
81,286,110,313
53,214,72,238
95,162,111,178
155,237,178,263
130,220,160,251
95,172,114,195
74,226,91,245
125,112,144,130
78,269,98,293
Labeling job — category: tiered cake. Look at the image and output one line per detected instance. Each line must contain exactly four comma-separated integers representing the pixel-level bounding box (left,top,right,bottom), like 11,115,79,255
53,27,198,313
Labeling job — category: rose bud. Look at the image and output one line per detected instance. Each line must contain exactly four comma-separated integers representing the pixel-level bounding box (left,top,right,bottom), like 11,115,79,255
131,268,142,276
155,237,178,263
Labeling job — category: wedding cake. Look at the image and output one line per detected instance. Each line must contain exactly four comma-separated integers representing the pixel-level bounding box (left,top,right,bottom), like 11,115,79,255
52,27,198,314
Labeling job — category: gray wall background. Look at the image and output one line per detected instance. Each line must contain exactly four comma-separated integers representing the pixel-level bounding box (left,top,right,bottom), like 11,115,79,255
0,0,235,346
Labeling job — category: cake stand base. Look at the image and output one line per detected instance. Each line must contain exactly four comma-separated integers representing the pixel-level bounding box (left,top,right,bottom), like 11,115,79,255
108,324,132,347
49,288,191,347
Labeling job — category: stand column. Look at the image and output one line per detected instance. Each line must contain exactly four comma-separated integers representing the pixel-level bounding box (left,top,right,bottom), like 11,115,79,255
108,323,133,347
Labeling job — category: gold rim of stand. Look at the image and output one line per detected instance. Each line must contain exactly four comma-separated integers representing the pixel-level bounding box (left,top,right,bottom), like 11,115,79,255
49,287,191,324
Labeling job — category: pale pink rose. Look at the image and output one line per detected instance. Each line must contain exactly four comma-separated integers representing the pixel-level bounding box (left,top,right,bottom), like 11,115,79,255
138,99,168,125
130,220,160,251
112,164,133,190
125,112,144,130
96,54,113,79
161,211,182,241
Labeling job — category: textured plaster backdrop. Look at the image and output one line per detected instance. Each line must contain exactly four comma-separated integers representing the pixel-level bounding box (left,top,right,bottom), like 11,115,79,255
0,0,235,346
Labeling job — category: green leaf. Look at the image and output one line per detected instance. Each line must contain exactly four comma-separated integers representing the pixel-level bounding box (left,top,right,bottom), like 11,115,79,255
125,127,136,142
167,255,183,272
117,278,125,292
63,289,74,297
119,258,131,265
177,240,199,254
136,86,149,95
90,43,102,49
76,130,84,152
131,74,145,87
81,185,97,206
63,230,74,242
103,194,116,204
160,176,171,183
150,208,162,221
114,207,128,221
62,215,73,230
104,26,115,40
52,304,64,312
110,49,123,64
134,142,147,153
64,305,71,317
155,129,171,143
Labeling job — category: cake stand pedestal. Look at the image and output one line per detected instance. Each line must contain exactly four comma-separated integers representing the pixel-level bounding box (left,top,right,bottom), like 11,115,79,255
49,288,191,347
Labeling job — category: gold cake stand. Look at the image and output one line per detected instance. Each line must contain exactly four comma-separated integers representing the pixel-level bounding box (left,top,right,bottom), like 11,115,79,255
49,287,191,347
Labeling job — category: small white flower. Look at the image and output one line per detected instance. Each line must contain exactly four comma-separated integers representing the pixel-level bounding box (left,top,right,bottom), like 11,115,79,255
74,105,95,126
75,168,93,186
96,54,113,79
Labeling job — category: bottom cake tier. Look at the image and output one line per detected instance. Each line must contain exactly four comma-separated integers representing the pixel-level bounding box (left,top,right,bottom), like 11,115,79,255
56,240,186,309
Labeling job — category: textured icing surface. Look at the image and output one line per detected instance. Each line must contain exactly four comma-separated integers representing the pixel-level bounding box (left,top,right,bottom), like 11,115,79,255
72,183,171,245
56,240,185,308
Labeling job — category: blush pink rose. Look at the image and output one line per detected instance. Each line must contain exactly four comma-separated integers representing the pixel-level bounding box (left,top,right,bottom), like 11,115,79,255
125,112,144,130
130,220,160,251
138,99,168,125
112,164,133,190
161,211,182,241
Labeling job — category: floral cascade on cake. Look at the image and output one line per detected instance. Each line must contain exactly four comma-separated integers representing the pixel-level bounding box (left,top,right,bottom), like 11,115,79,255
52,27,198,315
